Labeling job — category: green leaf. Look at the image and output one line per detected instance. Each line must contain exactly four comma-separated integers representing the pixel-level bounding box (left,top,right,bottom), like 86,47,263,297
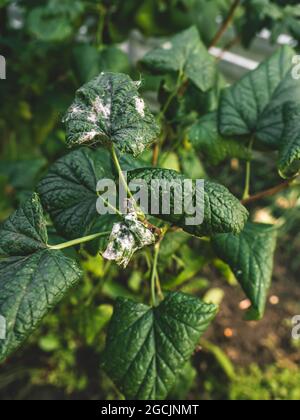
278,103,300,179
0,193,48,256
163,246,206,289
97,46,131,74
0,194,82,363
63,72,160,156
0,0,12,8
219,46,300,149
0,158,47,192
178,147,207,179
102,292,217,400
38,149,248,244
78,304,113,346
212,223,278,320
72,45,102,85
189,113,252,165
37,147,151,255
73,45,130,85
37,147,118,243
128,168,249,236
141,26,216,92
169,360,197,400
27,0,84,42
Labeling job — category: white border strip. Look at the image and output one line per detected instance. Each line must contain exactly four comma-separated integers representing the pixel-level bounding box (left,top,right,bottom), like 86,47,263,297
209,47,259,70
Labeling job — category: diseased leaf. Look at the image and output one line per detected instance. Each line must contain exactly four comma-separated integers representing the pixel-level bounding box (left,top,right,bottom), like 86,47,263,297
128,168,249,236
141,26,216,92
103,208,155,268
219,46,300,149
189,112,252,165
63,72,160,156
0,194,82,363
102,292,217,400
212,223,278,320
278,103,300,179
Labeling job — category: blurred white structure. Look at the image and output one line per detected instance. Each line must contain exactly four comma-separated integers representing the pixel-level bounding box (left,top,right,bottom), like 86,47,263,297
0,55,6,80
0,315,6,340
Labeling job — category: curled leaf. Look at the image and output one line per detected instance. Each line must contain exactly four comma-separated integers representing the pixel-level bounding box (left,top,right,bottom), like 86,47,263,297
103,210,155,268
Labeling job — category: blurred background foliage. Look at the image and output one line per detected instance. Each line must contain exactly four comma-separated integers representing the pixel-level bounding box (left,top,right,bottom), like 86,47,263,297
0,0,300,400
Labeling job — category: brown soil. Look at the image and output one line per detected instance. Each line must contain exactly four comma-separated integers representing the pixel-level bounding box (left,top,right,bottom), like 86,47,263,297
203,261,300,368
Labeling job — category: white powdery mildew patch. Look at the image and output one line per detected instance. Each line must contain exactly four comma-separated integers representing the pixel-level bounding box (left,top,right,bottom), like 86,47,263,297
135,96,145,118
93,96,111,121
71,105,84,115
87,112,98,124
79,130,99,144
162,41,173,50
102,209,155,268
64,104,85,122
133,136,147,155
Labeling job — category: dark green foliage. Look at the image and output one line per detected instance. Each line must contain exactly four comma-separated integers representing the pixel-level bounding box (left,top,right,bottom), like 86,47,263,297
0,195,82,363
128,168,249,236
0,0,299,401
219,46,300,149
103,292,217,399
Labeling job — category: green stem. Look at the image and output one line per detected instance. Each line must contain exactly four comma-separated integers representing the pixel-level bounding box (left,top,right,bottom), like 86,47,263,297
242,137,254,201
96,4,106,48
155,270,164,302
150,227,168,306
97,193,123,217
110,144,145,219
151,243,160,307
48,232,111,251
158,69,184,123
154,70,185,166
111,145,134,201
